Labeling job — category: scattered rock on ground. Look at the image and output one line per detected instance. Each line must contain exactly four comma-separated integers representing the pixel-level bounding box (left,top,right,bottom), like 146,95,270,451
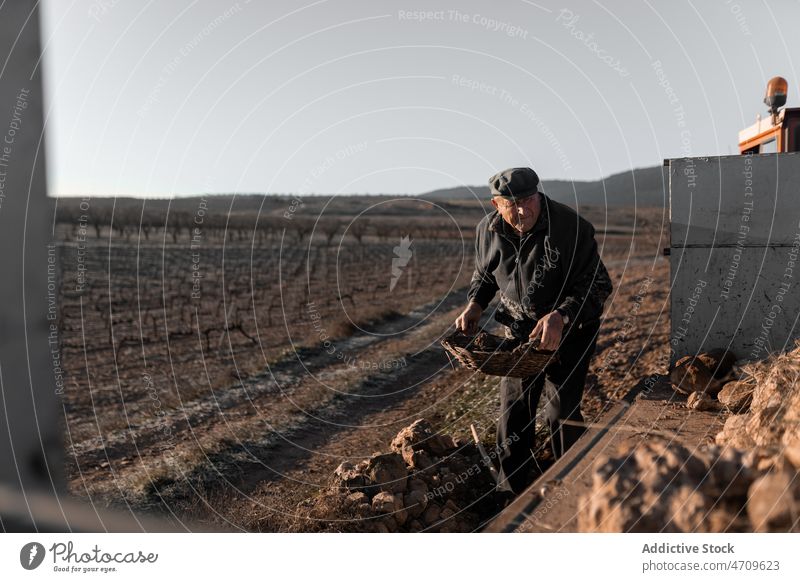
784,445,800,470
716,341,800,450
696,349,738,380
392,419,463,473
298,419,500,532
586,342,800,533
687,391,721,411
715,414,756,449
366,453,408,495
579,438,754,532
671,355,725,395
332,461,369,491
747,470,800,532
717,380,754,413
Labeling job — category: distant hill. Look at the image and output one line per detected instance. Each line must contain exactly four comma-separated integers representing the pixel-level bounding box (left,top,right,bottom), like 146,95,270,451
420,165,668,207
56,165,668,209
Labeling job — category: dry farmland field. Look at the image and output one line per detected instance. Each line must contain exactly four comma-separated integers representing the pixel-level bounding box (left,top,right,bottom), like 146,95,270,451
52,195,670,531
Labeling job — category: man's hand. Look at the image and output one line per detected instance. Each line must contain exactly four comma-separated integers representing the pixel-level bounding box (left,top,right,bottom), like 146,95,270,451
455,301,483,335
529,310,564,351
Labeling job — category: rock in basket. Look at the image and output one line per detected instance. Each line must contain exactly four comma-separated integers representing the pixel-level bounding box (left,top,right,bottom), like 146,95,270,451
440,330,558,378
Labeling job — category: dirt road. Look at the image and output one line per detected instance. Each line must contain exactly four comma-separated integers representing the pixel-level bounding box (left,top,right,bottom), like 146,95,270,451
167,257,669,531
62,215,671,532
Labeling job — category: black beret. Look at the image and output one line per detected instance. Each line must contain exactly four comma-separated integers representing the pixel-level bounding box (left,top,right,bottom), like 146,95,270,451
488,167,541,199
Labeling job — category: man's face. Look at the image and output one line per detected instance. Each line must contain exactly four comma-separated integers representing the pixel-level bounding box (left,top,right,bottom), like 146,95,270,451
491,193,540,234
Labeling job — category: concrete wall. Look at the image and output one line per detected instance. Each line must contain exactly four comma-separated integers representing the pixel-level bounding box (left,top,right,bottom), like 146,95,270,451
0,2,65,497
669,153,800,364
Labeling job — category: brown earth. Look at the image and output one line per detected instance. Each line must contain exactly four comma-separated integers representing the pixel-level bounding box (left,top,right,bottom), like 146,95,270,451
57,205,670,531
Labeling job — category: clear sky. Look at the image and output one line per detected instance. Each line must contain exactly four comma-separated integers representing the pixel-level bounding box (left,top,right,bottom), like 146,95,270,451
40,0,800,197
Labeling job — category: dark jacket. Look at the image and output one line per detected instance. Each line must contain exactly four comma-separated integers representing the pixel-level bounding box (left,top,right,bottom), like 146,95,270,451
467,193,613,339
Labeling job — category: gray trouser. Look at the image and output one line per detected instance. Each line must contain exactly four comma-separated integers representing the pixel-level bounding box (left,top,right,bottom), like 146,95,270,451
495,319,600,495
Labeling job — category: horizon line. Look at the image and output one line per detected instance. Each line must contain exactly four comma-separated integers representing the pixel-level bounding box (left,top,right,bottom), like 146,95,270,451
49,161,667,199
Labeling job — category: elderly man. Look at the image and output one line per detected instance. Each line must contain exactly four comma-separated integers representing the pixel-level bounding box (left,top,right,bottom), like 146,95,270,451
455,167,613,496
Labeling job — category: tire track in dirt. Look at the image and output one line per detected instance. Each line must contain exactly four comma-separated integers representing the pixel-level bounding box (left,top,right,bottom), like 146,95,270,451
72,286,473,501
78,255,671,531
154,345,455,503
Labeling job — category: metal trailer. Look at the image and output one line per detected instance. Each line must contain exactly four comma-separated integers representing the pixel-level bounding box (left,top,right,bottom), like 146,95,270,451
667,152,800,366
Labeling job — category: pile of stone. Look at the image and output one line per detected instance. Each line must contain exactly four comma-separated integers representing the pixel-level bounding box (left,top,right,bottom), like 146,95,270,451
581,341,800,533
715,341,800,453
297,420,498,532
670,348,743,412
669,343,800,448
579,439,756,532
579,438,800,532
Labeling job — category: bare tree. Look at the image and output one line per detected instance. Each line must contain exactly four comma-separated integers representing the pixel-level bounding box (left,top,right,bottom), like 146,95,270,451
349,219,369,245
319,219,340,246
139,208,162,241
168,211,193,243
289,217,314,243
89,205,112,239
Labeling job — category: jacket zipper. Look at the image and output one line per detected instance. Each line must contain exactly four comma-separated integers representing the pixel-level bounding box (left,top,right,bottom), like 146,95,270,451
493,197,547,326
494,216,537,321
510,231,532,315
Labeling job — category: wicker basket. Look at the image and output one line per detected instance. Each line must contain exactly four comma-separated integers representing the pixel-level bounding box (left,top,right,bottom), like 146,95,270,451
440,330,559,378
